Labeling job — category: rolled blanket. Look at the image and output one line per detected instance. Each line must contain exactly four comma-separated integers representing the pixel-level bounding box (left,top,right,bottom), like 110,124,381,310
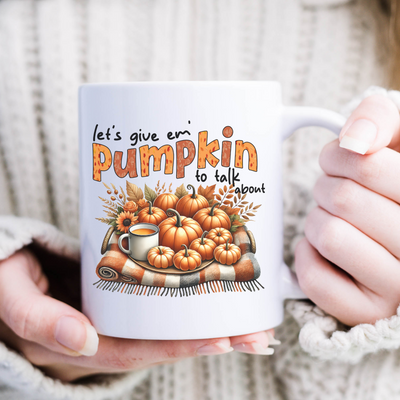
94,226,263,297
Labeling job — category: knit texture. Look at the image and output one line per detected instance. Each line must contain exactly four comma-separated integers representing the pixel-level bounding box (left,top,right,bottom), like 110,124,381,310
0,0,399,399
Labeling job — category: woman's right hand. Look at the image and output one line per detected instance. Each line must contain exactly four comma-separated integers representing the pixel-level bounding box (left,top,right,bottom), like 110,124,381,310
0,249,275,382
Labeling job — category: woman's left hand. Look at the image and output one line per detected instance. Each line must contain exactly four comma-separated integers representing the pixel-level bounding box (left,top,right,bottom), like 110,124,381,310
295,94,400,326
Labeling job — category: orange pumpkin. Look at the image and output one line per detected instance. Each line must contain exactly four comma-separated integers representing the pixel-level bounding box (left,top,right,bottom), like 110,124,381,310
189,231,217,261
153,193,179,212
193,202,231,231
173,244,202,271
206,227,233,246
147,246,175,268
137,201,167,225
158,209,203,253
176,184,209,217
214,239,241,265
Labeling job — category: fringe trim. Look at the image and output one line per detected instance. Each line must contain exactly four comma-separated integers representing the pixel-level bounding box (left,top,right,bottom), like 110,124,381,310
93,279,265,296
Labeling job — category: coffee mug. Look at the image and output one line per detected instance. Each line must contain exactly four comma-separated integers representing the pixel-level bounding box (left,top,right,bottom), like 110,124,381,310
79,81,345,340
118,223,160,261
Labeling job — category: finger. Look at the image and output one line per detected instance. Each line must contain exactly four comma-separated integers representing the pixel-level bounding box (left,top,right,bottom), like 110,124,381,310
319,141,400,204
338,94,400,154
0,318,187,382
17,333,233,374
294,238,397,326
230,329,278,355
313,175,400,259
0,250,99,357
304,206,400,294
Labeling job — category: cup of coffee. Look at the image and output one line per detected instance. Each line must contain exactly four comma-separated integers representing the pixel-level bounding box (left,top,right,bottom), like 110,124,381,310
118,223,159,261
79,81,345,340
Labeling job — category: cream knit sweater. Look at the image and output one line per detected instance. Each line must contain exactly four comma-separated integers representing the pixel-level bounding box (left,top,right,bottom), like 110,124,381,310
1,0,400,399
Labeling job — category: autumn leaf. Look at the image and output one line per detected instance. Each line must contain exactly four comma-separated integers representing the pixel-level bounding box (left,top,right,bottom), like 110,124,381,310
198,184,216,202
175,183,188,199
229,214,246,233
144,184,157,203
126,181,144,202
220,205,241,216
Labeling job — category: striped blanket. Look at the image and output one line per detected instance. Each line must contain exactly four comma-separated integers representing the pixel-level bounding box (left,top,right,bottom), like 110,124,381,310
94,226,263,296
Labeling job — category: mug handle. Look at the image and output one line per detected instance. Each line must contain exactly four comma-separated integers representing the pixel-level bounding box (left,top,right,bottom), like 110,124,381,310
118,233,131,255
280,106,346,299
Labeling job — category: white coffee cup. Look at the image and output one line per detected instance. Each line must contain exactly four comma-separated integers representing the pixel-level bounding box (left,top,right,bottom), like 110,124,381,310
79,81,345,340
118,223,159,261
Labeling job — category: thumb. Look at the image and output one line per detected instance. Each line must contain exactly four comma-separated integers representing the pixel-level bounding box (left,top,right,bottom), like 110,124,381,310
339,94,400,155
0,249,99,357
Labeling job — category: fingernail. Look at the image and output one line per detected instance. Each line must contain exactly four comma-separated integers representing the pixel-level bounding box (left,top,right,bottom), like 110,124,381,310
232,342,274,355
266,331,281,345
196,342,234,356
55,316,99,356
339,119,377,155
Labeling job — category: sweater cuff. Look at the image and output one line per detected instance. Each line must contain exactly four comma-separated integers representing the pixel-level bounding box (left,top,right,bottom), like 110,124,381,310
285,86,400,364
339,85,400,118
0,216,150,399
0,215,80,262
0,341,149,400
286,300,400,363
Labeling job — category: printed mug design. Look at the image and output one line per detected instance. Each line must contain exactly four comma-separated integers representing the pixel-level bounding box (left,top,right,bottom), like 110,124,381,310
94,180,264,296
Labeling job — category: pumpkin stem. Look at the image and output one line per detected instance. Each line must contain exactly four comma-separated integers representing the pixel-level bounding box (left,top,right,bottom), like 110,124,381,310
210,202,220,216
181,244,189,257
157,246,163,255
187,184,196,199
225,238,230,251
166,208,182,227
200,231,208,245
149,201,153,215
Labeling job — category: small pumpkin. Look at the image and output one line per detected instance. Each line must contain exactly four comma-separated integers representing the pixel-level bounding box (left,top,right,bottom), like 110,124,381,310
153,193,179,212
137,201,167,225
158,209,203,253
173,244,202,271
214,239,241,265
147,246,175,269
193,202,231,231
189,231,217,261
176,184,209,217
206,227,233,246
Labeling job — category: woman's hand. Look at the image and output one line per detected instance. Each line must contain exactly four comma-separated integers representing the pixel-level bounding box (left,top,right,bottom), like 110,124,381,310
295,94,400,327
0,249,277,383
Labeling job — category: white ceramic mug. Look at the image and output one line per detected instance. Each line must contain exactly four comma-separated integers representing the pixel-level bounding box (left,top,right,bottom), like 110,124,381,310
118,223,160,261
79,81,345,340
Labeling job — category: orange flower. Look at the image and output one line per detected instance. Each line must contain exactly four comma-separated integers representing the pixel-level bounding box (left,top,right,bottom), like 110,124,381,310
123,201,138,213
137,199,149,209
116,211,138,233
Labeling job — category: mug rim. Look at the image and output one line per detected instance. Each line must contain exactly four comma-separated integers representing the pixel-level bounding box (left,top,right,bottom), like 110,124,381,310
79,80,281,89
129,222,160,237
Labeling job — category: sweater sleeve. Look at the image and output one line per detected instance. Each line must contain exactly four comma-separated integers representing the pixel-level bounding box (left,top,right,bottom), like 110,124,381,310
284,86,400,364
0,215,150,400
